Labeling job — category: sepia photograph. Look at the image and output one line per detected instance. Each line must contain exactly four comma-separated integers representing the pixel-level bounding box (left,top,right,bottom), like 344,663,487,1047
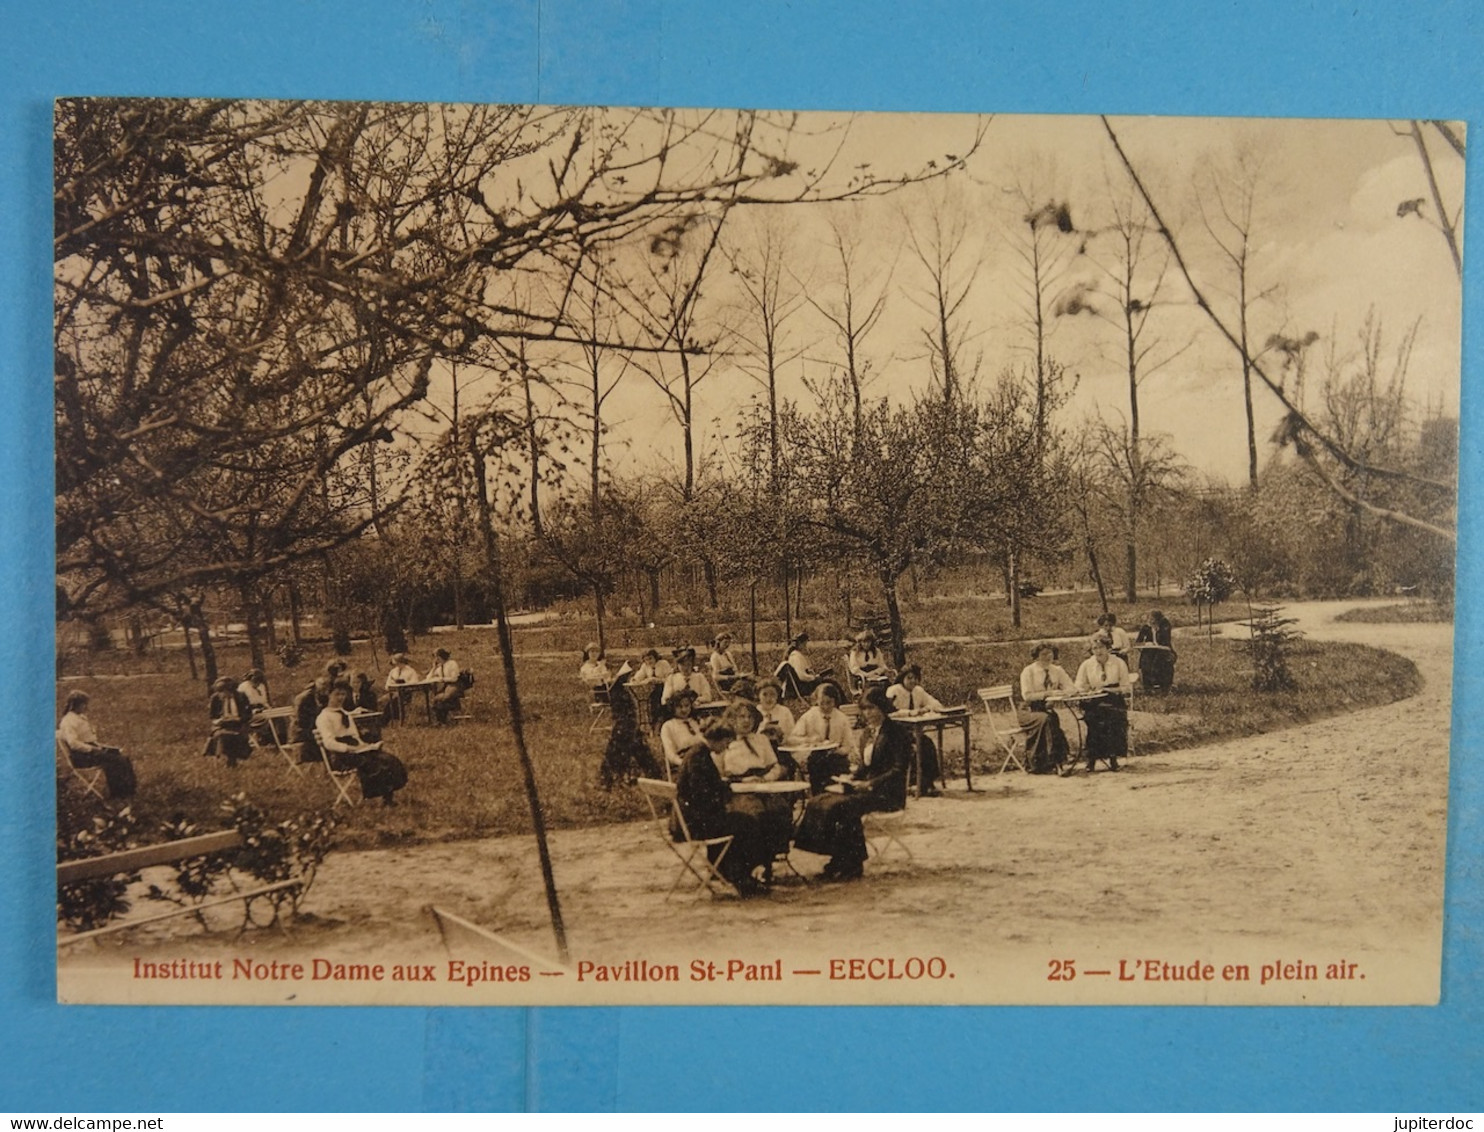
52,100,1461,1005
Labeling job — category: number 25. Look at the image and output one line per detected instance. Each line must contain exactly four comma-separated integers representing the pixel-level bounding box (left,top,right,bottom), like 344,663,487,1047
1047,959,1076,981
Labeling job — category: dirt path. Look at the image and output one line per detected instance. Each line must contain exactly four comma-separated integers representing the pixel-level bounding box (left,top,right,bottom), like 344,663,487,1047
62,601,1452,1006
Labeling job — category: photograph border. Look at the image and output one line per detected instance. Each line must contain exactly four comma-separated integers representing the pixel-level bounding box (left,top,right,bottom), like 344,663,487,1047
6,0,1483,1111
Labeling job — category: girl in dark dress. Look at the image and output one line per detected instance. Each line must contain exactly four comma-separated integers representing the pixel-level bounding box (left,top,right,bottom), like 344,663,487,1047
1135,610,1177,692
793,688,911,881
206,677,253,766
671,724,769,895
599,668,663,789
314,686,408,805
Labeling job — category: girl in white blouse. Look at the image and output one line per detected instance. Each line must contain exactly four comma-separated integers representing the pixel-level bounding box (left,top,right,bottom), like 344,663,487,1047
789,681,858,792
659,689,706,772
755,678,796,744
709,631,743,691
1073,635,1132,772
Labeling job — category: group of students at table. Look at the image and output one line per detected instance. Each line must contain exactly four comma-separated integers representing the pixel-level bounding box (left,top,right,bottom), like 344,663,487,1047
1015,610,1176,775
589,631,957,892
202,650,465,806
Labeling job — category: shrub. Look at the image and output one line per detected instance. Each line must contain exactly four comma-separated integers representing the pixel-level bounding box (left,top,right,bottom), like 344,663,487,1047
56,801,141,932
1244,605,1302,692
57,793,339,936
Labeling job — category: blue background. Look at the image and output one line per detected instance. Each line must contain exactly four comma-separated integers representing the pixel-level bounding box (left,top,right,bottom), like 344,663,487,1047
3,0,1481,1112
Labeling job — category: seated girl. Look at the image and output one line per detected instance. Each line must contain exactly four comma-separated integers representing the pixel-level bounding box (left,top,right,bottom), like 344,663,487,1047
314,684,408,805
755,678,796,743
847,630,894,690
671,724,770,896
884,664,944,795
661,648,718,706
789,681,858,793
579,643,612,695
775,632,830,700
709,631,745,692
659,688,706,773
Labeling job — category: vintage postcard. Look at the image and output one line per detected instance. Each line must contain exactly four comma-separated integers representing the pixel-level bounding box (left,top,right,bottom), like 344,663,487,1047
53,100,1460,1005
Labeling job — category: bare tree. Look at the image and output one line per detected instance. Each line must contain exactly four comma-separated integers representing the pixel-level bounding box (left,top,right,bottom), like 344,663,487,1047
1195,142,1282,488
1058,172,1191,601
806,207,895,443
725,209,812,483
626,211,733,507
1001,159,1080,445
902,184,984,407
1101,115,1456,543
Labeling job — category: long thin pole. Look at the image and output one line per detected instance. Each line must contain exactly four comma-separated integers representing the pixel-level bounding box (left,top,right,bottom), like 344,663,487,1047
470,430,569,963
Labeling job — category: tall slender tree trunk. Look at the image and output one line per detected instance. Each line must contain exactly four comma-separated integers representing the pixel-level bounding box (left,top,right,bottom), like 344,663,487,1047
1085,536,1108,612
239,581,266,672
263,591,278,652
592,580,607,654
450,361,465,630
878,561,907,669
702,558,719,609
1125,532,1138,606
1009,548,1023,629
781,560,792,648
187,600,218,686
181,612,198,681
680,354,696,503
470,431,569,963
749,580,760,673
1125,298,1142,604
1240,274,1258,488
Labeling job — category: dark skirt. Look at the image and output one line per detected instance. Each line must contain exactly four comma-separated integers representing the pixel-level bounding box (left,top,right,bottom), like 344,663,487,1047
1082,694,1128,764
728,793,795,862
600,717,662,789
330,748,408,799
1017,705,1069,774
794,791,886,866
806,749,852,794
71,745,136,799
686,808,769,887
432,686,463,723
908,735,942,789
1139,649,1176,691
207,726,251,766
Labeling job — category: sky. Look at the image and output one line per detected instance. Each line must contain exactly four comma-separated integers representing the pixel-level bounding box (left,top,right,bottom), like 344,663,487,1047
445,110,1464,489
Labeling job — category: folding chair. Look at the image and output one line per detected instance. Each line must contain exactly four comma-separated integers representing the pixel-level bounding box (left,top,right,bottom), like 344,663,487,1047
588,681,613,732
254,708,306,778
863,807,913,862
56,733,107,804
319,746,363,809
635,778,738,899
842,655,864,699
978,685,1030,774
773,660,806,703
449,671,475,723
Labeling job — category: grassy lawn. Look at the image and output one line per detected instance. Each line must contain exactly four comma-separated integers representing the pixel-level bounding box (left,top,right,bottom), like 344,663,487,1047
57,622,1421,853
